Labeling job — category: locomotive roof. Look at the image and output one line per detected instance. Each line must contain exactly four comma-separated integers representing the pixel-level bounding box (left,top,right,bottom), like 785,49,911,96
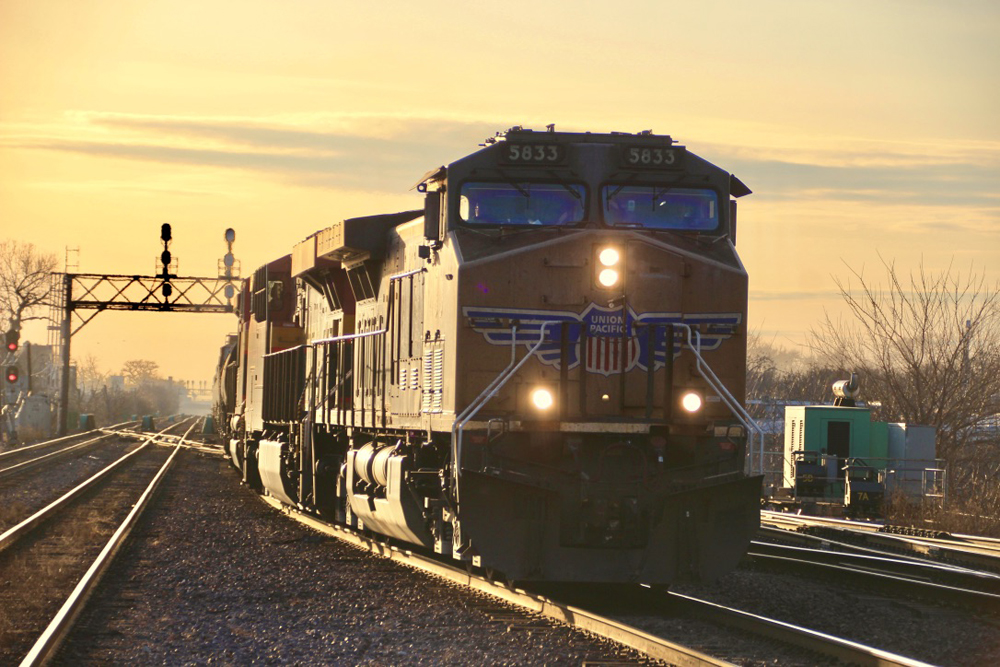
414,126,750,198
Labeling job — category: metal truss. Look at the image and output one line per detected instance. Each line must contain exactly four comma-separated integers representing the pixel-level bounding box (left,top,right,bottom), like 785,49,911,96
51,271,238,436
67,273,235,336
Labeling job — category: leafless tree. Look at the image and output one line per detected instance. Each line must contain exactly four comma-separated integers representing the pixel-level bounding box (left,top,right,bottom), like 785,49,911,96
0,239,58,330
809,257,1000,488
121,359,160,387
77,354,109,395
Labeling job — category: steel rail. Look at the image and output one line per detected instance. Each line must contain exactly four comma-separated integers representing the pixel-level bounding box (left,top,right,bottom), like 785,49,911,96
0,430,99,460
112,426,223,455
761,509,884,531
258,492,936,665
18,421,194,667
259,495,732,667
667,592,935,667
754,529,1000,580
762,511,1000,572
0,433,119,480
0,420,135,463
0,419,192,555
746,548,1000,607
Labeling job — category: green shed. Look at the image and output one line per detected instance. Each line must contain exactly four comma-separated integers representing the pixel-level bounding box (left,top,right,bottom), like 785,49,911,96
783,405,889,492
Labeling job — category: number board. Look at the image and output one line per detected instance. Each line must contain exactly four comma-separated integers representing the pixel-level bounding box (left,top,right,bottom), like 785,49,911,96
500,143,567,165
621,145,686,169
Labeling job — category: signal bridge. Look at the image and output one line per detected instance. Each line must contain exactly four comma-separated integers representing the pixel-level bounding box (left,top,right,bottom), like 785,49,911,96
49,226,239,435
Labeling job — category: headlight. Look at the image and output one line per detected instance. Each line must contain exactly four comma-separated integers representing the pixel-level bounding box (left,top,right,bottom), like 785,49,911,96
681,391,703,413
598,247,620,266
594,246,623,289
597,268,620,288
531,387,555,410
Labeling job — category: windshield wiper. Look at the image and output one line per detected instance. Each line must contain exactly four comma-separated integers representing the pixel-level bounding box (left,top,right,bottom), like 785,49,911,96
651,175,687,206
547,170,582,200
496,168,530,198
605,172,640,207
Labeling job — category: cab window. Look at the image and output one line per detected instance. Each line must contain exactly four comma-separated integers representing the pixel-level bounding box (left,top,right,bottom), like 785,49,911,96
602,186,719,231
460,182,585,226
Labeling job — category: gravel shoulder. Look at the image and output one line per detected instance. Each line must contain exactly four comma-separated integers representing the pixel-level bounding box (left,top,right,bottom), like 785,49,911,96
54,449,645,665
665,561,1000,665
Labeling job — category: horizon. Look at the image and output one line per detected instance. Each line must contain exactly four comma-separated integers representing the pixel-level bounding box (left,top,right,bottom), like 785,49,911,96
3,1,997,383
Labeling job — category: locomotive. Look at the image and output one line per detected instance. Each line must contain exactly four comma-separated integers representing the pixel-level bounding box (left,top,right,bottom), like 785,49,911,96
214,127,762,585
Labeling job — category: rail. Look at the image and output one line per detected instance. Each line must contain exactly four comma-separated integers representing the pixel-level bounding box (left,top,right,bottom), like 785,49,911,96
261,495,730,666
262,493,931,665
18,419,197,665
668,592,933,666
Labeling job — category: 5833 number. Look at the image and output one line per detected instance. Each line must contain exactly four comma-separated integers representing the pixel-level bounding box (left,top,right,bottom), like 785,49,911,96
622,146,683,168
502,144,565,164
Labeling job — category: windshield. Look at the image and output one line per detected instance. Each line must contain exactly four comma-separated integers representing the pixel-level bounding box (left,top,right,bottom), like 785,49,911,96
460,182,586,226
602,186,719,231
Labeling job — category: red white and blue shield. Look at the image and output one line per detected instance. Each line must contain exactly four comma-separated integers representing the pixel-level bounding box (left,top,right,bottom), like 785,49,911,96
585,335,640,375
580,303,640,375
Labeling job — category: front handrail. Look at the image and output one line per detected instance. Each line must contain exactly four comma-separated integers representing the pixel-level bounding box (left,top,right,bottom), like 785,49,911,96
451,321,560,499
448,319,765,502
674,323,765,476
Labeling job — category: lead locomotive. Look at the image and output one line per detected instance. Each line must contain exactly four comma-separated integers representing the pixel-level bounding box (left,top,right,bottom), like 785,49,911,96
214,127,762,584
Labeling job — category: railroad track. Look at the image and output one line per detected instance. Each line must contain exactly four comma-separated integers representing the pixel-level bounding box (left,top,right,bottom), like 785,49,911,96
747,540,1000,610
761,509,1000,573
0,421,137,482
0,419,197,665
260,495,932,666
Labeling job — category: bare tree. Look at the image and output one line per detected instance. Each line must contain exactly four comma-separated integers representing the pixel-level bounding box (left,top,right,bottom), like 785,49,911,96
0,239,58,330
809,257,1000,475
121,359,160,388
77,354,109,395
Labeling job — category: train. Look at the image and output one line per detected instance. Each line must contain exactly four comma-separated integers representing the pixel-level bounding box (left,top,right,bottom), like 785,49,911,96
213,126,763,585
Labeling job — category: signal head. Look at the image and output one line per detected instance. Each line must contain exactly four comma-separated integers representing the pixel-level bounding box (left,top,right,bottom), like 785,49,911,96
4,328,18,353
161,223,172,243
5,366,18,384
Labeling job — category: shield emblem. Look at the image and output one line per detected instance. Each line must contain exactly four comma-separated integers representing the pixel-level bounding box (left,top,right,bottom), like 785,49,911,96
585,335,639,375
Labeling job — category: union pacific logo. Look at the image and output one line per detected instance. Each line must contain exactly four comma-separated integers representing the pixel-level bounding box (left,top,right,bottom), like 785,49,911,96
464,303,741,377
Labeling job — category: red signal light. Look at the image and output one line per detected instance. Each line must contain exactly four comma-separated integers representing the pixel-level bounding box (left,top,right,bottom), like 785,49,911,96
4,328,17,352
5,366,18,383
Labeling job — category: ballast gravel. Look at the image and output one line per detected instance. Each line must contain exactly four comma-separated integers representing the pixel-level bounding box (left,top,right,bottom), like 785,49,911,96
53,449,645,665
668,553,1000,665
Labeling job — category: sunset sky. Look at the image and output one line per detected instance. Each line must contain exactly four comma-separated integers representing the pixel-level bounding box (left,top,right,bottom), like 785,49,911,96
2,0,998,384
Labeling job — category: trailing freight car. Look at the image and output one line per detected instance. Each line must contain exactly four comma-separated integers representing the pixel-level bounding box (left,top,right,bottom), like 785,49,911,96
215,127,763,585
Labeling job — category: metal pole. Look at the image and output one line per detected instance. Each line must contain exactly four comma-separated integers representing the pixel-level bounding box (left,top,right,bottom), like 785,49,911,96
57,274,72,436
26,342,33,393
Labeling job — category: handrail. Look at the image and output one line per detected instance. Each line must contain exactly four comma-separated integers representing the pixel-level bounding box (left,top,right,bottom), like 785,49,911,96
451,321,560,500
449,320,765,496
310,328,387,346
674,323,765,476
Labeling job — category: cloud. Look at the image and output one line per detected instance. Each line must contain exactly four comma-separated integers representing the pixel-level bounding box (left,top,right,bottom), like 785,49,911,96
5,112,1000,211
4,112,507,192
749,289,841,302
724,157,1000,208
